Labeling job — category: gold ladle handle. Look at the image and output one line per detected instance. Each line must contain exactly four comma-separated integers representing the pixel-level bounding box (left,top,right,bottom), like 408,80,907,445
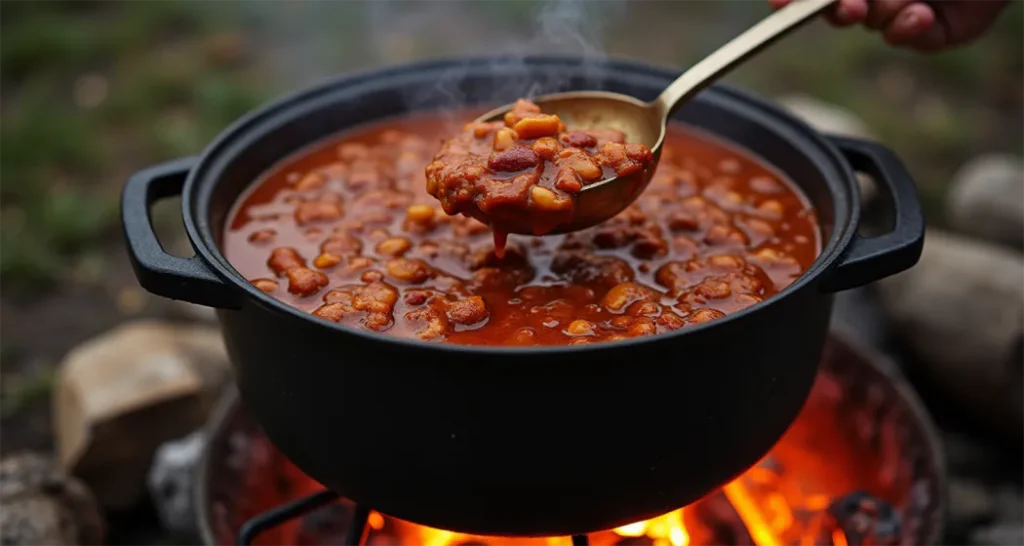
653,0,838,119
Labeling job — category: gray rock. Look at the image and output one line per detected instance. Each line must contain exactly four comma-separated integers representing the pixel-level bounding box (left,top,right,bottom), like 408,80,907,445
148,430,206,539
876,230,1024,442
948,479,998,528
0,453,105,545
949,155,1024,251
970,522,1024,546
994,484,1024,523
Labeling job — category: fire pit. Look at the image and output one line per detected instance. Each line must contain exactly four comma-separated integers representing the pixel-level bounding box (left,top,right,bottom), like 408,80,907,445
195,333,945,546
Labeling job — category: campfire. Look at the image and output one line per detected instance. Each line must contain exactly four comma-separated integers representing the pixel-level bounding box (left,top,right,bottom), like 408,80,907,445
198,336,943,546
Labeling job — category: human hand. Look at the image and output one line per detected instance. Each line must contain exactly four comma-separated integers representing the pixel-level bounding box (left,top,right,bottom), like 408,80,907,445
768,0,1011,52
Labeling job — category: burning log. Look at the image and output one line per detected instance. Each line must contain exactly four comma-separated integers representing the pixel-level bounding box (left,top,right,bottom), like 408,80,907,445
876,229,1024,442
0,453,105,545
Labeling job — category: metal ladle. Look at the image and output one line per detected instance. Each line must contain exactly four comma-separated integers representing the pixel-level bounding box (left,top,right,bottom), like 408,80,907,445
475,0,837,235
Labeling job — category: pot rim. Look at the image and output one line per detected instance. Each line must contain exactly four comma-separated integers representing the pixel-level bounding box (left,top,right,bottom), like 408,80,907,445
182,54,860,355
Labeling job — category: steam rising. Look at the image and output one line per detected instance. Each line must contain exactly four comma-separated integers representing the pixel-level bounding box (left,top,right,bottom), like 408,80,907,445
241,0,627,131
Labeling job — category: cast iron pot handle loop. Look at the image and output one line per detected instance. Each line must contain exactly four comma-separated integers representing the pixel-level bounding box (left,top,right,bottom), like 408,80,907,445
821,136,925,292
122,157,242,309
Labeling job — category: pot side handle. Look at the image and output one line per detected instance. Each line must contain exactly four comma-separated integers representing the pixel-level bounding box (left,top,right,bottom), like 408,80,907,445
121,157,242,309
820,136,925,293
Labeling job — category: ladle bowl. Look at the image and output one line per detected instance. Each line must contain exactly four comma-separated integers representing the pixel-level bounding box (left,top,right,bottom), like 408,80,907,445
474,0,837,235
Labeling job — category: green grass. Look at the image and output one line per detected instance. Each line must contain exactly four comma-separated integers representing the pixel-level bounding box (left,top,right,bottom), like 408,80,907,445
0,366,56,418
0,2,268,287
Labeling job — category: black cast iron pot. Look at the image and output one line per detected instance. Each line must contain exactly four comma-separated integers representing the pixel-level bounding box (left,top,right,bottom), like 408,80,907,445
122,56,924,537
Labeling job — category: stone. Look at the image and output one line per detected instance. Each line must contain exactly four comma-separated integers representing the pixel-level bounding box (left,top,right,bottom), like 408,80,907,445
53,320,230,510
970,522,1024,546
994,484,1024,522
943,432,1006,480
948,479,997,529
949,155,1024,251
876,230,1024,442
147,430,206,539
778,94,876,203
0,452,105,545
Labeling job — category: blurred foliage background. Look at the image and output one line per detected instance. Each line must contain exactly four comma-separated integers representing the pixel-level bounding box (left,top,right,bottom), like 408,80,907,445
0,1,1021,429
1,0,1020,289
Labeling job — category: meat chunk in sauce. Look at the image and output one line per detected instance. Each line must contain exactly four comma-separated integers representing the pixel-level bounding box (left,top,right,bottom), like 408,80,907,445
223,108,820,346
424,99,657,256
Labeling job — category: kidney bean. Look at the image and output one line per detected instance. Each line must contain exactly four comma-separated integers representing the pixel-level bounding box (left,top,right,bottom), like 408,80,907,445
404,290,429,306
561,131,597,149
488,147,541,173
